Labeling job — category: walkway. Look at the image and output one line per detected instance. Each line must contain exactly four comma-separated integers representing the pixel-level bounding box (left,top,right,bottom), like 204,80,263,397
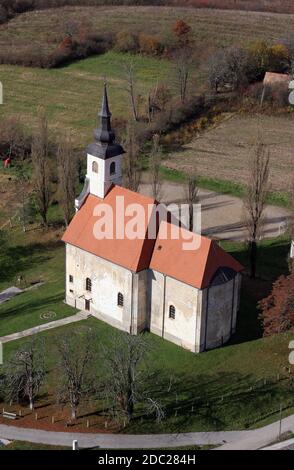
0,287,22,305
0,311,89,344
0,414,294,449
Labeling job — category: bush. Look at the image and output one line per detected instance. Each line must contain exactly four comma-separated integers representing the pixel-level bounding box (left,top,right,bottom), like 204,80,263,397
114,30,139,54
139,34,163,56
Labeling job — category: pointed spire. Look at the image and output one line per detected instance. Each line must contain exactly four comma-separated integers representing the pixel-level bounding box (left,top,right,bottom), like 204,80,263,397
94,83,115,144
99,82,111,119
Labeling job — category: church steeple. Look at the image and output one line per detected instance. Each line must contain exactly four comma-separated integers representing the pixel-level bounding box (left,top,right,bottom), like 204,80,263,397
80,84,125,201
94,83,115,144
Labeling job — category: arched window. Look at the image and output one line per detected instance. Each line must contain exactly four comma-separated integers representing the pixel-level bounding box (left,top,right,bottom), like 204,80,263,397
117,292,124,307
110,161,116,175
169,305,175,319
86,277,92,292
92,161,98,173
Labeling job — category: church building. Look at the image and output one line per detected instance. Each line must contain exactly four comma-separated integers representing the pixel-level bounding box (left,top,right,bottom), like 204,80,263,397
62,85,243,353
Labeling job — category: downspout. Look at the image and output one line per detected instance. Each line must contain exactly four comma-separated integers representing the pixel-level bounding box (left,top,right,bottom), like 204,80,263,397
130,272,134,335
162,274,166,339
204,286,210,351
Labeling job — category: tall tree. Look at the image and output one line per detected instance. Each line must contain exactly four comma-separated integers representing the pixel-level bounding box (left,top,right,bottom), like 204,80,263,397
57,132,76,226
57,331,95,420
150,134,162,200
185,172,199,232
173,49,192,104
31,111,51,227
122,125,142,192
101,333,164,424
4,338,45,410
243,140,270,279
124,61,139,122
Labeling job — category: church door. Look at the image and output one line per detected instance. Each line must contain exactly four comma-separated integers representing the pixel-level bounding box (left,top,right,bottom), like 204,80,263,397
85,299,90,311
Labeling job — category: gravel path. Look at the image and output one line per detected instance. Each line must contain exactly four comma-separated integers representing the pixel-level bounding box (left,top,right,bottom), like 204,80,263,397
140,179,291,241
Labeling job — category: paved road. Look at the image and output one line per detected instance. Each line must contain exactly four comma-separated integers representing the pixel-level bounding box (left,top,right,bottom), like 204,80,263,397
216,414,294,450
0,415,294,449
0,312,89,344
140,179,291,241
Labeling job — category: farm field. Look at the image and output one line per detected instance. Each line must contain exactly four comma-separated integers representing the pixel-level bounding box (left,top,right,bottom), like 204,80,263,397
163,114,294,193
1,6,294,57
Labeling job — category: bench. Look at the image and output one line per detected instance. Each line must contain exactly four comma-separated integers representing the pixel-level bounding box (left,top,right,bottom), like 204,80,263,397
2,411,17,420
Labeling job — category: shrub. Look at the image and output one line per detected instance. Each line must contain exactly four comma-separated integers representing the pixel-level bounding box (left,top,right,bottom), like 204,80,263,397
138,34,163,56
114,30,139,54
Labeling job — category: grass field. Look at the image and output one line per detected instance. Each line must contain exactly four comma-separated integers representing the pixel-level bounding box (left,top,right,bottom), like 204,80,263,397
0,51,171,145
163,114,294,194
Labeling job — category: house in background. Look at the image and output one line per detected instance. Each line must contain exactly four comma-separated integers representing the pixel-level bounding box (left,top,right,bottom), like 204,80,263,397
62,85,243,353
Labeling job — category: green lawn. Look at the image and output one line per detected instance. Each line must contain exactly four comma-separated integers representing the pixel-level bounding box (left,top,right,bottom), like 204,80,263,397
0,441,69,451
0,228,77,337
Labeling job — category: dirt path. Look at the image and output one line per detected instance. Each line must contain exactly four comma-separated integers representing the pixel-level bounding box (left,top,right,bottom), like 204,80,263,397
140,178,291,241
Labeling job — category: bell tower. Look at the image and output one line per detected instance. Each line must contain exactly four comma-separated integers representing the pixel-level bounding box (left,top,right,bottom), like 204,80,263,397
75,84,125,209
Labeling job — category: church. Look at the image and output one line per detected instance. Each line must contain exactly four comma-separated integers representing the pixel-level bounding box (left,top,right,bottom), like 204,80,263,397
62,85,243,353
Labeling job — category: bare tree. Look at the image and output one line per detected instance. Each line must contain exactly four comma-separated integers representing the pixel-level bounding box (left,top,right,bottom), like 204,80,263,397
122,125,142,192
124,61,139,121
243,141,270,279
150,134,162,200
4,338,45,410
185,172,199,232
57,331,96,421
31,111,51,227
57,132,76,226
173,49,192,104
101,333,164,424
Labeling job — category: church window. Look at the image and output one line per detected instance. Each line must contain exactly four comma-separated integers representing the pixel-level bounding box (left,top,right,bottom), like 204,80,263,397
169,305,176,319
92,161,98,173
69,275,73,283
117,292,124,307
86,277,92,292
110,161,116,175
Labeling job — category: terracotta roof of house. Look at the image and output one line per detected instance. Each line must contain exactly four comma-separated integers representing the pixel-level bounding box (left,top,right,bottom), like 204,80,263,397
263,72,289,85
62,186,157,272
150,221,243,289
62,187,243,288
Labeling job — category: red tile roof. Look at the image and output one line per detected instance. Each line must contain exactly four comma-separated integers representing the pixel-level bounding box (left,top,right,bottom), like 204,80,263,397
62,186,243,288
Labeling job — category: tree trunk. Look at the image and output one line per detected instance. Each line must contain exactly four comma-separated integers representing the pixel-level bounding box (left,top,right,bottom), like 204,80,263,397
250,240,257,279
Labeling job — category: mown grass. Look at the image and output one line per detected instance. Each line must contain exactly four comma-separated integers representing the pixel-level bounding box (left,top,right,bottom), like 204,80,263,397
0,441,69,451
0,51,172,145
160,167,292,208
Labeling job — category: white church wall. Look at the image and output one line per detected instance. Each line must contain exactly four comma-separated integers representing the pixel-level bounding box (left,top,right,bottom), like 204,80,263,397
149,270,200,353
65,244,133,333
200,276,238,351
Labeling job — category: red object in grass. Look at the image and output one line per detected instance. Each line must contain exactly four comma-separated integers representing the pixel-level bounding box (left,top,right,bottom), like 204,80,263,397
3,157,11,168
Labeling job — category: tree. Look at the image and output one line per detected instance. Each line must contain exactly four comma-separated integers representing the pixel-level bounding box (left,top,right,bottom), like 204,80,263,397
208,47,247,93
4,338,45,410
173,49,193,103
243,140,270,279
185,172,199,232
172,20,192,48
57,132,76,226
57,331,96,420
100,333,164,424
150,134,162,200
259,271,294,336
122,125,142,192
31,111,51,227
124,61,139,121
